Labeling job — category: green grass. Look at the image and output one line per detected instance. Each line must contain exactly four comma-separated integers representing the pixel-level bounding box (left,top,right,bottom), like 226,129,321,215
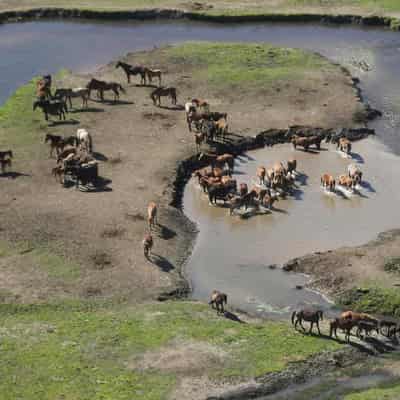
338,286,400,317
166,42,334,90
0,240,81,282
344,380,400,400
0,301,341,400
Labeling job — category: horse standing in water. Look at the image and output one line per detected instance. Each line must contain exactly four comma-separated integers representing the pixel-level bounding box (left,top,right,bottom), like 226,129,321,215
291,309,323,335
116,61,147,85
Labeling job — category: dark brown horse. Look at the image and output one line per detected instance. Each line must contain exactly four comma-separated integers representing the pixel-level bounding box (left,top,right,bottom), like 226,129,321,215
0,150,13,161
116,61,147,85
291,309,323,335
209,290,227,313
150,87,177,106
86,79,125,102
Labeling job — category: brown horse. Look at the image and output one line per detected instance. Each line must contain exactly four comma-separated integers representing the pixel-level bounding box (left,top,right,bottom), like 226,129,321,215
321,174,335,191
86,79,125,101
145,68,162,86
209,290,227,313
150,87,177,106
337,137,352,154
143,234,153,258
0,158,11,174
147,202,158,230
330,318,357,342
291,309,323,335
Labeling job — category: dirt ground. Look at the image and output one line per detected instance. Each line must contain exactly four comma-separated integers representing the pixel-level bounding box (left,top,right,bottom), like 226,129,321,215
287,229,400,296
0,45,360,304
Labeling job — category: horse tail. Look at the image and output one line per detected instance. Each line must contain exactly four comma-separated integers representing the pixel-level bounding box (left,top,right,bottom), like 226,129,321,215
291,311,297,325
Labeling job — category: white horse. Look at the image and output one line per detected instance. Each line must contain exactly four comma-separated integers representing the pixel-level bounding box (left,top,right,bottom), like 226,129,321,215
348,163,362,184
76,128,93,153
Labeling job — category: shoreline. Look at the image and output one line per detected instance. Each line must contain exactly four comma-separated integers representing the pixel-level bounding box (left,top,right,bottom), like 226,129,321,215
0,7,399,31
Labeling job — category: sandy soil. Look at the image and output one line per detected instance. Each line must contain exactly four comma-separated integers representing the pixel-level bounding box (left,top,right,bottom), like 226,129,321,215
0,45,360,304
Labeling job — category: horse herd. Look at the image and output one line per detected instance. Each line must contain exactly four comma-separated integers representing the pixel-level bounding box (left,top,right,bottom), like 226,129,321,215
291,308,400,343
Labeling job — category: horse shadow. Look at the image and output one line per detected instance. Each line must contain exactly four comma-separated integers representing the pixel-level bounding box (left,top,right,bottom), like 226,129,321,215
223,310,246,324
350,152,365,164
93,152,108,162
49,119,80,126
157,224,176,240
158,104,184,111
0,171,31,179
360,181,376,193
150,253,174,272
70,107,104,113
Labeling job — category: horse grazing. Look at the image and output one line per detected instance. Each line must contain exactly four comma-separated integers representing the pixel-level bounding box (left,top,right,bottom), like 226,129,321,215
150,87,177,106
0,158,11,174
142,234,153,258
337,137,352,154
116,61,147,85
321,174,335,191
291,309,323,335
86,79,125,102
54,88,89,109
329,318,357,342
147,202,158,230
145,68,162,86
0,150,13,161
348,164,362,185
209,290,227,313
33,100,67,121
45,134,66,157
76,129,93,153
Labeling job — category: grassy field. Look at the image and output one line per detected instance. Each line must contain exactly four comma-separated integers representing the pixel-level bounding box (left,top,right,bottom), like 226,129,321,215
0,301,341,400
0,0,400,16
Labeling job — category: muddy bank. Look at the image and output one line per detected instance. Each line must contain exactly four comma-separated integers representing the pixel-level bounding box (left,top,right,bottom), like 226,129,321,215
1,7,400,31
283,229,400,303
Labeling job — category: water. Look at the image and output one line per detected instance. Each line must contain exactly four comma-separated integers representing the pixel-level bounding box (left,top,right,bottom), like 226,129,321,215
1,19,400,315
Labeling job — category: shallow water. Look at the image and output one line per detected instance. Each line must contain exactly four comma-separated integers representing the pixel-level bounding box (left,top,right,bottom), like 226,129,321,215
2,19,400,315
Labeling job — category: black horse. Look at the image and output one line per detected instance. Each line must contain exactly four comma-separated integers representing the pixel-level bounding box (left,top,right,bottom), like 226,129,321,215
116,61,147,85
291,309,323,335
33,100,67,121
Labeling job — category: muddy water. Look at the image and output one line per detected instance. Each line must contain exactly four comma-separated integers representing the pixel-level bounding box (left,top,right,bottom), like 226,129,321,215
2,19,400,314
184,138,400,315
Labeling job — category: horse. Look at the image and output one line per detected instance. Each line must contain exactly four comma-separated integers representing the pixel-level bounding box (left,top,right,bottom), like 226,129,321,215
337,174,356,190
45,134,66,157
0,158,11,174
330,318,357,342
209,290,227,313
291,309,323,335
194,131,206,152
145,68,162,86
150,87,177,106
147,202,157,230
143,233,153,258
257,166,266,186
86,79,125,102
33,100,67,121
76,129,93,153
36,75,52,100
348,164,362,185
54,88,89,109
0,150,13,161
115,61,147,85
321,174,335,191
337,137,352,154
